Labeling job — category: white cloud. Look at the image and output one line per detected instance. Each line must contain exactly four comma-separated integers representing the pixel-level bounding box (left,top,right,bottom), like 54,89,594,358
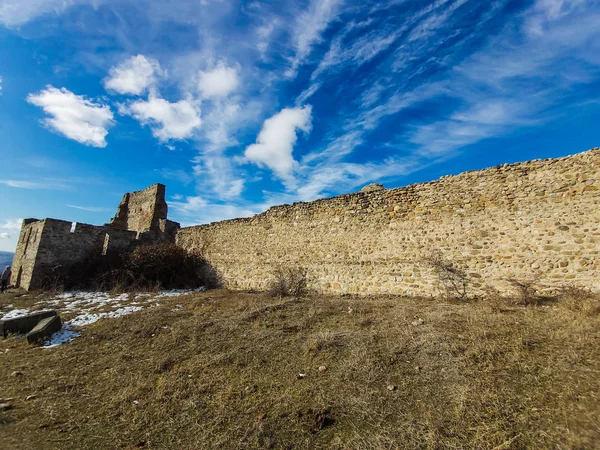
1,219,23,232
0,219,22,252
103,55,163,96
27,86,114,147
198,62,239,99
119,95,202,142
244,105,312,183
0,76,3,95
168,195,207,215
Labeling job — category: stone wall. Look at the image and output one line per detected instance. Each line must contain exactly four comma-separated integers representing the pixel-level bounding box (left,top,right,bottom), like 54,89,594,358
177,148,600,296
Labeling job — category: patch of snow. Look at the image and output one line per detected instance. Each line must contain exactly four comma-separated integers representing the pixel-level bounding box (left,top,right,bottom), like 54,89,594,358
43,325,81,348
69,306,143,327
1,309,31,320
154,287,206,298
3,288,206,348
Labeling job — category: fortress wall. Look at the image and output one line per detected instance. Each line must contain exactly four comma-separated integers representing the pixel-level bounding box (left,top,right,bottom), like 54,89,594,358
177,148,600,296
12,219,138,290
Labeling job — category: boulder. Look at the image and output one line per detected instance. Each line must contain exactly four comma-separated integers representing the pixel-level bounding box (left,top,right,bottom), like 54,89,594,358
26,315,62,345
0,310,57,338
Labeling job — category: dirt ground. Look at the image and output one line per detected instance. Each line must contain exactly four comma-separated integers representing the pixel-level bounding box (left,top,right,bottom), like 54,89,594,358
1,288,599,449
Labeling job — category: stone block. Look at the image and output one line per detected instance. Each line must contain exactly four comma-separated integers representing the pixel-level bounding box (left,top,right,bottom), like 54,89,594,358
0,310,57,338
26,315,62,345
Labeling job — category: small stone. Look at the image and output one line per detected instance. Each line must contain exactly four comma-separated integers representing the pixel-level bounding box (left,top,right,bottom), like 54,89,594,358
297,373,306,379
26,395,37,401
318,366,327,372
0,403,13,411
387,385,397,391
411,318,424,326
11,371,24,377
415,365,422,373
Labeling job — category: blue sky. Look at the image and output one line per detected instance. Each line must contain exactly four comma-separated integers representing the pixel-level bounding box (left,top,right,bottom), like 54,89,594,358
0,0,599,252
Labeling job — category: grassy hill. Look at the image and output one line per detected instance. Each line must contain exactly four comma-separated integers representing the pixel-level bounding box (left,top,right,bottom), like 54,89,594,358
0,289,599,449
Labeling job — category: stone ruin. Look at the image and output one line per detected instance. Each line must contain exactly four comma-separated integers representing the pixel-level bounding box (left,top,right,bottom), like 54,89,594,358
8,148,600,296
10,184,180,290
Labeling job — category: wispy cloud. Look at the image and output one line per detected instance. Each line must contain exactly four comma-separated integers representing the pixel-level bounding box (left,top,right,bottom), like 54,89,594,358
286,0,345,77
66,204,111,212
0,179,70,190
0,0,97,27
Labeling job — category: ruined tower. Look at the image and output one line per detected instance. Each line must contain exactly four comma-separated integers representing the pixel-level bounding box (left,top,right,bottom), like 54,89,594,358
11,184,180,290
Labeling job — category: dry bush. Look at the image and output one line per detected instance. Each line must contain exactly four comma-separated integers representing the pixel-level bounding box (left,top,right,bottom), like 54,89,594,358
558,285,600,316
482,286,507,313
507,277,541,305
268,265,308,297
424,250,469,300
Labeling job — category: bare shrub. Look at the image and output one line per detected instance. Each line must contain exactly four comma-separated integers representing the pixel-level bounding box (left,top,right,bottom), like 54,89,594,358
507,277,541,306
268,265,308,297
483,286,507,313
424,250,469,300
558,286,600,316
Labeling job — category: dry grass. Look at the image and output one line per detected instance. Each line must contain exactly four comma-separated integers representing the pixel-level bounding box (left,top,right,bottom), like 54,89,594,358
1,289,600,449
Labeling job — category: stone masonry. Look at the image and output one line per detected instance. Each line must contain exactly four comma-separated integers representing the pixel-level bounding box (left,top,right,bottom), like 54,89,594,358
177,148,600,296
11,184,180,290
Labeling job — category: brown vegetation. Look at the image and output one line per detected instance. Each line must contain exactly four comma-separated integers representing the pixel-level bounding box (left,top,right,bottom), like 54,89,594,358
1,288,599,449
39,243,218,292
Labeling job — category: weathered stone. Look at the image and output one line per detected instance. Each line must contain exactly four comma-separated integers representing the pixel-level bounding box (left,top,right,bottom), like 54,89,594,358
26,315,62,345
1,310,56,338
359,183,385,193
